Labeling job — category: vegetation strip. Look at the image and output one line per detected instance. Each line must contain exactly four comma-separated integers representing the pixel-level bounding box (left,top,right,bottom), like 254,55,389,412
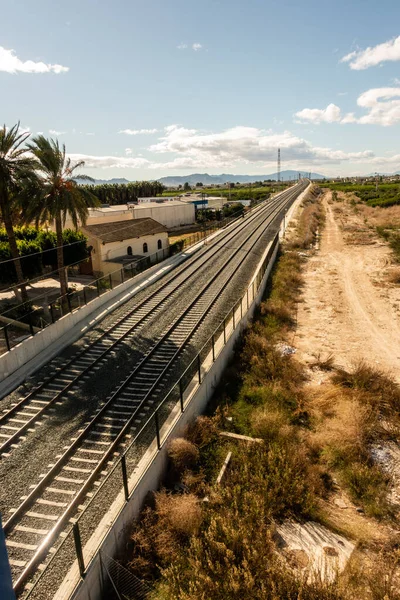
119,186,400,600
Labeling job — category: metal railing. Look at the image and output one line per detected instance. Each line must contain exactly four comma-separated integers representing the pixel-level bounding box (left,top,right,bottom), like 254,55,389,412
24,232,279,600
0,205,264,357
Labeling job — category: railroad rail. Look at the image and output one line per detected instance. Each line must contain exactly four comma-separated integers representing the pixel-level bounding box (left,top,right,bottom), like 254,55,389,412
0,188,292,458
2,181,308,595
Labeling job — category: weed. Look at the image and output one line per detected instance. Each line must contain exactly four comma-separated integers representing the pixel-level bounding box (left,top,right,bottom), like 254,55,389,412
167,438,199,473
332,361,400,417
310,352,335,371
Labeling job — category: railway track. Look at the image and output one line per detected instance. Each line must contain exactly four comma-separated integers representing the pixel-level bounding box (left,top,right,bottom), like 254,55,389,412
0,188,293,458
2,181,307,595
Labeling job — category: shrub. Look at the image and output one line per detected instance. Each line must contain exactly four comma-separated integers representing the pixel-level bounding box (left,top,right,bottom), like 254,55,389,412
168,438,199,472
185,416,218,448
342,462,390,519
250,407,292,445
332,361,400,417
0,239,43,282
155,492,202,537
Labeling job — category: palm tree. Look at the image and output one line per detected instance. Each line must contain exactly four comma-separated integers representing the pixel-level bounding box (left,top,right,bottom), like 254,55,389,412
27,136,99,297
0,123,38,302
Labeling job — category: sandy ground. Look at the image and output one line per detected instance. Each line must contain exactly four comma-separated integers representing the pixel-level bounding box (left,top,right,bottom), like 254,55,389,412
289,190,400,560
293,192,400,382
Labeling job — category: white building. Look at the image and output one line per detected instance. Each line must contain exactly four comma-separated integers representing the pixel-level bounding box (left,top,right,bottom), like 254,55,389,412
137,197,177,203
131,201,195,229
82,218,169,277
60,199,195,231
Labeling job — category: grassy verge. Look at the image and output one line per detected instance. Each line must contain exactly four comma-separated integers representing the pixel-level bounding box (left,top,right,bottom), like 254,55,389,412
122,186,400,599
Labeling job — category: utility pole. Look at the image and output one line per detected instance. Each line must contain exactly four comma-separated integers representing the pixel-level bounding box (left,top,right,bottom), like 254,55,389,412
277,148,281,186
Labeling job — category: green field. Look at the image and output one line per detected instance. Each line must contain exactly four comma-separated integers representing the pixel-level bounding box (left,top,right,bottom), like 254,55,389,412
320,181,400,207
162,183,290,203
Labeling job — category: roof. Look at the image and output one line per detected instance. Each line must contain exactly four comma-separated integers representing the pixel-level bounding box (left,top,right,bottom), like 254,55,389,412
83,218,167,244
134,200,190,209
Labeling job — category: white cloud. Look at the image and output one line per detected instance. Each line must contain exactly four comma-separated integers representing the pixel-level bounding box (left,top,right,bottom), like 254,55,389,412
338,92,348,96
49,129,66,135
63,124,399,173
68,153,151,169
295,87,400,127
148,124,373,167
0,46,69,74
118,128,158,135
177,43,203,51
295,103,343,124
341,36,400,70
356,87,400,125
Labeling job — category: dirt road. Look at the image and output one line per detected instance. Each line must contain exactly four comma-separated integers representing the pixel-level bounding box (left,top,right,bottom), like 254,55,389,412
294,193,400,381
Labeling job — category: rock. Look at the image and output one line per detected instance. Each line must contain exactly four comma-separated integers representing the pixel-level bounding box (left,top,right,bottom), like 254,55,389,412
356,507,365,514
334,498,348,509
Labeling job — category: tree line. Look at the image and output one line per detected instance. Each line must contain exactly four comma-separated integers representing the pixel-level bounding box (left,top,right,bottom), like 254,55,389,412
0,123,164,305
80,181,165,205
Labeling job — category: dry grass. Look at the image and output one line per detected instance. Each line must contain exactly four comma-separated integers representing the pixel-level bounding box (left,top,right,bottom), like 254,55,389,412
250,406,292,445
155,492,202,536
287,186,325,250
128,491,203,579
126,191,400,598
332,361,400,418
388,268,400,284
310,352,335,371
167,438,200,473
185,415,219,448
306,379,394,519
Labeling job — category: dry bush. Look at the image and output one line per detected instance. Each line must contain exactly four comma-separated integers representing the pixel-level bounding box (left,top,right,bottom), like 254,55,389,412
250,406,292,445
306,384,392,518
181,470,208,495
168,438,199,472
310,352,335,371
241,330,306,387
263,297,294,324
307,387,371,467
185,415,218,448
155,491,202,537
332,361,400,417
128,492,203,579
388,268,400,284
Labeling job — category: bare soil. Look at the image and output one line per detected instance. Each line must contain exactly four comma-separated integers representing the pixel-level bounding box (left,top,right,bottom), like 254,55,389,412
290,190,400,556
294,191,400,382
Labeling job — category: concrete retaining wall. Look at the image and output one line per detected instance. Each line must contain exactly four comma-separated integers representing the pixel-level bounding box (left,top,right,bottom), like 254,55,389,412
56,235,280,600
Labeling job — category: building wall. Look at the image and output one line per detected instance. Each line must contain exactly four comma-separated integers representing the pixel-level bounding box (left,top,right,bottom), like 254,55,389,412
132,203,195,228
89,232,169,275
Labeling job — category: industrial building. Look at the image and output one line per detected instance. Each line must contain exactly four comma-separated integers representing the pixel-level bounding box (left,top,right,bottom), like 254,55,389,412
60,199,195,231
131,201,195,228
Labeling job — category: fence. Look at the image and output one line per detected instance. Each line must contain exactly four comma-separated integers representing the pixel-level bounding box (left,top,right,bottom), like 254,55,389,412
0,204,262,357
24,232,279,600
99,552,152,600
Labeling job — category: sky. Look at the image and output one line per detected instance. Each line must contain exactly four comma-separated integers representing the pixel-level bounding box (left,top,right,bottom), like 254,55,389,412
2,0,400,179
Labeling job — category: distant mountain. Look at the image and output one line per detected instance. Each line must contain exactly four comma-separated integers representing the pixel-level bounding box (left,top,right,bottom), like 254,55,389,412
157,171,326,187
77,177,131,185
